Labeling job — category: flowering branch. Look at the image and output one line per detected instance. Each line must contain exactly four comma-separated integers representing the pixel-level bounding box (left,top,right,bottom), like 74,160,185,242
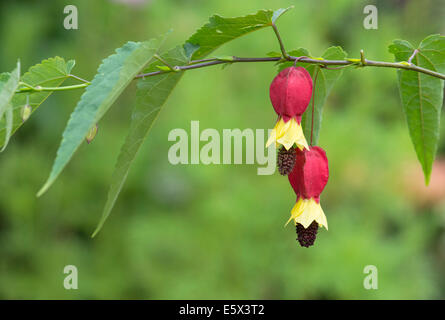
16,22,445,95
135,54,445,80
16,52,445,94
136,23,445,80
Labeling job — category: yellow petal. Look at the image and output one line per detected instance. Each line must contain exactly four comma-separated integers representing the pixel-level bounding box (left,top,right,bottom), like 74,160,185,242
267,118,309,150
266,127,277,148
292,122,309,151
266,119,287,147
279,119,309,150
285,197,306,226
276,120,297,150
286,198,328,230
275,118,291,139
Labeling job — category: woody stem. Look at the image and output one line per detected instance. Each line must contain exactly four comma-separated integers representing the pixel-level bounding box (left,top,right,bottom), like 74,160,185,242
16,53,445,94
135,55,445,80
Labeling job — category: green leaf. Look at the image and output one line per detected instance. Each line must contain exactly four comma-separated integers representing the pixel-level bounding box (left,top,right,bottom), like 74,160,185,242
38,39,163,196
1,105,13,152
0,62,20,126
271,6,294,24
278,46,347,145
92,46,188,237
185,8,284,60
389,35,445,184
93,10,286,235
0,57,73,148
416,34,445,73
0,61,21,151
66,59,76,74
183,42,200,60
0,72,11,89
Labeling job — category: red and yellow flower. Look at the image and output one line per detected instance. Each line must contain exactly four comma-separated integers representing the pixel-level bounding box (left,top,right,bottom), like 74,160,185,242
286,146,329,247
266,66,313,151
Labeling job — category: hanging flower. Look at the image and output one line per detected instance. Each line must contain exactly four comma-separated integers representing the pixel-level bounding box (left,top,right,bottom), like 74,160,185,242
286,146,329,247
266,66,313,151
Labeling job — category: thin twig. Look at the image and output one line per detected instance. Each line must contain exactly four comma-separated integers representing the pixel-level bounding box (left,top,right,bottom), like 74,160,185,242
16,83,90,93
271,23,290,59
153,54,178,71
135,57,279,79
188,58,220,64
13,48,445,95
320,65,353,70
360,50,366,66
16,52,445,94
135,55,445,80
68,74,91,84
408,49,419,64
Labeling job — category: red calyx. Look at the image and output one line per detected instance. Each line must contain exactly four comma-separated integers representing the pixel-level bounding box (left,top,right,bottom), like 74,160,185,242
288,146,329,202
269,66,313,123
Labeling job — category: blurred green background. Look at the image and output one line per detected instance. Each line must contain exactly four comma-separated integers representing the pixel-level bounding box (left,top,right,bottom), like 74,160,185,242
0,0,445,299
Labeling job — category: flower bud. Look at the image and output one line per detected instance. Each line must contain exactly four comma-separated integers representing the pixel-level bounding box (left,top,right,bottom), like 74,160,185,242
85,124,98,144
21,104,32,122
